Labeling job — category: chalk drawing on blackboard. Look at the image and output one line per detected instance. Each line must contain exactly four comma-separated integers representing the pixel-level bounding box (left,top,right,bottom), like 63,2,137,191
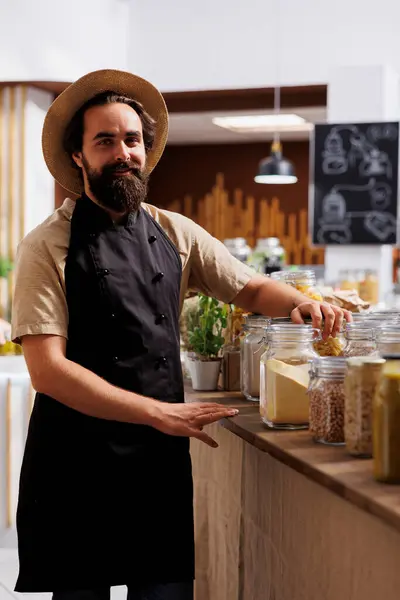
316,179,377,244
370,182,392,210
322,130,348,174
363,211,397,241
359,148,392,178
368,123,398,142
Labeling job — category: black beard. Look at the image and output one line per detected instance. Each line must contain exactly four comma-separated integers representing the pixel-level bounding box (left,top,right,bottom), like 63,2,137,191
82,157,148,214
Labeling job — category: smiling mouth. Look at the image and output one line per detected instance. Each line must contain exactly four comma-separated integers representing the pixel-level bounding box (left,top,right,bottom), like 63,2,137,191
112,168,133,176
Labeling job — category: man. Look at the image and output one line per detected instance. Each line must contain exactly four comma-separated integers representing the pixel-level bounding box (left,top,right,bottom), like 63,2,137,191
11,69,349,600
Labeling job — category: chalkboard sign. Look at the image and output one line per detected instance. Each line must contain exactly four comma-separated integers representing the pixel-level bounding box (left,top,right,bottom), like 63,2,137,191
310,122,399,245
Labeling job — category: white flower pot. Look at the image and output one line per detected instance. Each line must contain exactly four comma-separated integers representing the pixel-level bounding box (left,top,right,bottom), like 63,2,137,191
189,357,221,391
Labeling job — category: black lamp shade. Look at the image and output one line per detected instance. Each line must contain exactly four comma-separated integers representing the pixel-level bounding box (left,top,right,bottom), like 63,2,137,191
255,147,297,184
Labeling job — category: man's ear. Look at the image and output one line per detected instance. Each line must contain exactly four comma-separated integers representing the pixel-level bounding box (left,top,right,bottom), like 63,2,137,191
72,152,83,168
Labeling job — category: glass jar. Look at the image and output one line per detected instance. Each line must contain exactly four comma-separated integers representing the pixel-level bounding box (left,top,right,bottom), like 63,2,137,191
260,324,319,429
375,326,400,356
339,269,360,293
270,270,323,301
271,316,345,357
308,357,347,445
373,355,400,483
223,238,252,263
247,237,285,275
344,357,384,458
342,324,377,357
240,315,270,401
359,269,379,305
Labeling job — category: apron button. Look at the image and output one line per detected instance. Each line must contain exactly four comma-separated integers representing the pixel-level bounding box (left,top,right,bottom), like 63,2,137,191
156,313,166,324
153,272,165,283
113,356,119,362
111,313,116,318
148,235,157,243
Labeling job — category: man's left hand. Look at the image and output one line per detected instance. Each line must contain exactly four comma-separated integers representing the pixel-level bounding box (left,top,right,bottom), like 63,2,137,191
291,301,352,340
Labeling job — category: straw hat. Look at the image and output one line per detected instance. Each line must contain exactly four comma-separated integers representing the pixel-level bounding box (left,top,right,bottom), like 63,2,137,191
42,69,169,195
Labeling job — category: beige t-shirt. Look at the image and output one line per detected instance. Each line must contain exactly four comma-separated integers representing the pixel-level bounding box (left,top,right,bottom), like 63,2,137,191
11,198,255,344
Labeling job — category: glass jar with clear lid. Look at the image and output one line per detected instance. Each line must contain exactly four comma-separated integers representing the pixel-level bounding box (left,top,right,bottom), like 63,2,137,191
342,324,377,357
240,315,270,401
260,324,320,429
270,270,323,302
308,357,347,445
248,237,285,275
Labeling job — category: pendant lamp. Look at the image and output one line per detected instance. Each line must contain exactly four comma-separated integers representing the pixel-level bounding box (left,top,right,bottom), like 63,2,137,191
255,27,297,185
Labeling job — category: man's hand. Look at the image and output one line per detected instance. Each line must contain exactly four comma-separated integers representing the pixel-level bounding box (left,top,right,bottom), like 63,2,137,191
291,301,353,339
150,401,239,448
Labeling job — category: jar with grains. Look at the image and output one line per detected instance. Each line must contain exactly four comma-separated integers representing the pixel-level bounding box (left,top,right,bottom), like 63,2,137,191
342,324,377,358
240,315,270,401
270,270,323,301
308,357,347,445
373,355,400,483
375,326,400,356
344,357,385,457
260,324,319,429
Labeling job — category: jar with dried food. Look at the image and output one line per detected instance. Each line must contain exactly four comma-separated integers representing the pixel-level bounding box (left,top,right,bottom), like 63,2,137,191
260,324,319,429
342,324,377,358
270,270,323,301
271,317,344,357
308,357,347,445
344,357,384,457
240,315,270,401
373,355,400,483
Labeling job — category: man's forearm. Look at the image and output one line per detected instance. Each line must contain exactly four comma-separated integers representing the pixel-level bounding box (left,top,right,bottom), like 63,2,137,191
33,355,160,425
233,275,310,317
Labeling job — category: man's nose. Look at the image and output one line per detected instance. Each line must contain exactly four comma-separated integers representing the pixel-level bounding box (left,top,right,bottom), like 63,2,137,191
114,142,131,163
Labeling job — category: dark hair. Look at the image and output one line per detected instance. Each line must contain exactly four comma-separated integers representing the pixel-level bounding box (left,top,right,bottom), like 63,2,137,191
63,91,156,165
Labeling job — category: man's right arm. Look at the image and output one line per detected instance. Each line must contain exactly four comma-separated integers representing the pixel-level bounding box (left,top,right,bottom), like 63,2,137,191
22,334,238,448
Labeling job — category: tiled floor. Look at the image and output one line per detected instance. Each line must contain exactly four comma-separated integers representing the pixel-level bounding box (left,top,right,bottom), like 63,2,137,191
0,532,127,599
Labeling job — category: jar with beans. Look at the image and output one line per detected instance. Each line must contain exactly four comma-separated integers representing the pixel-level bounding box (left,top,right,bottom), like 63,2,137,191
308,357,347,445
344,357,385,458
342,323,377,358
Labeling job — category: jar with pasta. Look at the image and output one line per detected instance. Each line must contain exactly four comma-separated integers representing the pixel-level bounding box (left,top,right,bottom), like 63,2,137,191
308,357,347,445
344,357,384,458
373,355,400,483
260,324,319,429
342,324,377,358
271,270,323,301
240,315,270,401
270,317,345,357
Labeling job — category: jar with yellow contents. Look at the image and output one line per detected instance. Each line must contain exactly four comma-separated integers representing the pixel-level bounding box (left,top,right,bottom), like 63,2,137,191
270,270,323,302
373,355,400,483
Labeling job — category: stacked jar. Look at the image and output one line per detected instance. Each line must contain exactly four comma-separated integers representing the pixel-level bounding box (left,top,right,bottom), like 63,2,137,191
240,315,270,401
270,270,323,302
260,324,319,429
308,357,347,445
344,357,385,458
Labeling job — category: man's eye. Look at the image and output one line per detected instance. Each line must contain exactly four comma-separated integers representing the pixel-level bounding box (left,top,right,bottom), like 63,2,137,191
126,138,139,146
99,139,112,145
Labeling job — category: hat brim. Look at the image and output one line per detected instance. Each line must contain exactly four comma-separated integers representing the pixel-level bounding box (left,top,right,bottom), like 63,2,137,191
42,69,169,196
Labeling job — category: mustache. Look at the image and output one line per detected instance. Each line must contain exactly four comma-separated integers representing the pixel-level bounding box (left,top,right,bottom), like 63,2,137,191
102,161,144,178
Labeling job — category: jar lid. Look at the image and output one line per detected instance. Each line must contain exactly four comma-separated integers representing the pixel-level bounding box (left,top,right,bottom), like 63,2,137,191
268,323,320,342
243,315,271,329
375,326,400,343
311,356,347,378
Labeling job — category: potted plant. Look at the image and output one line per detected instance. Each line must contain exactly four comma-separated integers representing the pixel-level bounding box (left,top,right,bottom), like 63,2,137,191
186,294,228,391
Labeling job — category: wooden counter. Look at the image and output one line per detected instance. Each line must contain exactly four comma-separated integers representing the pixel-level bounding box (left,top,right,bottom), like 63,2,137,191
186,387,400,534
187,386,400,600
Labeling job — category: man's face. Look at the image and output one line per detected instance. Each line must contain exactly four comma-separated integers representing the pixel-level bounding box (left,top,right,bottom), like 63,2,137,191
72,102,148,215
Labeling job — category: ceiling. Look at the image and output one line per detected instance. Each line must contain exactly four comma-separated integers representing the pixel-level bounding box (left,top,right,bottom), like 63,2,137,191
167,106,327,145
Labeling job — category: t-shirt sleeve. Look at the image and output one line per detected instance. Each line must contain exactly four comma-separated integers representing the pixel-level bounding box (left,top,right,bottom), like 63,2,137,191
187,221,256,303
11,242,68,344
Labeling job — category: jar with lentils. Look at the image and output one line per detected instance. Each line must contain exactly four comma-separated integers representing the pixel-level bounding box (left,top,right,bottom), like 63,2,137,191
308,357,347,445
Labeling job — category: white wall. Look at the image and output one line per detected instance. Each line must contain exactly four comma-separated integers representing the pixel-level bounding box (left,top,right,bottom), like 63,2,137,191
0,0,130,82
130,0,400,91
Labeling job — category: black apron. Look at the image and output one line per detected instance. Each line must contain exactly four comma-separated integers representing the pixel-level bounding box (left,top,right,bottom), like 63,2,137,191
15,195,194,593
